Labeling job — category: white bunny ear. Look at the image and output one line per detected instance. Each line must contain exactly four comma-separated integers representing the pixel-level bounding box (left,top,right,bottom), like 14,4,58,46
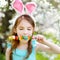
11,0,24,14
25,2,37,14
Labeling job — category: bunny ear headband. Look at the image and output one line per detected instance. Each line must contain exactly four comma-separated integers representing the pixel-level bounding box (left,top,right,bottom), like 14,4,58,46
11,0,37,15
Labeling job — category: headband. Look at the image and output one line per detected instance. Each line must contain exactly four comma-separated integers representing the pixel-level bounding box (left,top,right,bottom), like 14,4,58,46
9,0,37,29
11,0,37,15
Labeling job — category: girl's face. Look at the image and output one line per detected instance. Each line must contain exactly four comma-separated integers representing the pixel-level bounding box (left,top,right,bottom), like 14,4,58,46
16,19,34,43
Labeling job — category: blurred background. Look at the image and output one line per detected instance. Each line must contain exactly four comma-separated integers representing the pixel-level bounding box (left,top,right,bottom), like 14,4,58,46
0,0,60,60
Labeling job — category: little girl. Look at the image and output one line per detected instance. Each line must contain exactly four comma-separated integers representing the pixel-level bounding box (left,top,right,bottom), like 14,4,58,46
6,0,60,60
6,14,60,60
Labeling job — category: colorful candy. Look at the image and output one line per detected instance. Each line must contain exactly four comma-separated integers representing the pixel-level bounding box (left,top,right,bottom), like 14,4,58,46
8,35,31,41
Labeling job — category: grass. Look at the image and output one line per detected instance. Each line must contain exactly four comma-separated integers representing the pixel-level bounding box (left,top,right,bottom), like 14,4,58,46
54,54,60,60
36,52,49,60
0,53,5,60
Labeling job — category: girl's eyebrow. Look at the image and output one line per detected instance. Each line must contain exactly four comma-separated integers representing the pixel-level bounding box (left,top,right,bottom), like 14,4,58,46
18,25,32,28
19,26,24,28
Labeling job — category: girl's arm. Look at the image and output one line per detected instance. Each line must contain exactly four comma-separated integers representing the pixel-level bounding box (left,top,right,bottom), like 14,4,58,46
33,35,60,54
36,39,60,54
43,39,60,53
5,48,11,60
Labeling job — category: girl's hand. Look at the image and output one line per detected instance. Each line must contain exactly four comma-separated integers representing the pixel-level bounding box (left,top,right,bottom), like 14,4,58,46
32,34,46,44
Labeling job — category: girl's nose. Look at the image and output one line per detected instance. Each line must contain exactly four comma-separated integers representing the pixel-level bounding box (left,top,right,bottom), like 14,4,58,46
24,30,28,35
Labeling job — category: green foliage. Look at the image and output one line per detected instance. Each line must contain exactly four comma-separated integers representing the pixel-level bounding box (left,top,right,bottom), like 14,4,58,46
36,52,49,60
54,54,60,60
33,31,38,35
0,54,5,60
1,10,15,33
43,32,60,44
42,32,60,60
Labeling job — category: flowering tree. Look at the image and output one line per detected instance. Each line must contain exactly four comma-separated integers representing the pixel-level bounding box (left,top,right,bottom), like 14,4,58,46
32,0,60,40
0,0,60,60
0,0,15,33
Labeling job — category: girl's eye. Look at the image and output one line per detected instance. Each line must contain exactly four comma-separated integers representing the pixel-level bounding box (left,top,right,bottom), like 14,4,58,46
19,28,23,30
27,29,31,30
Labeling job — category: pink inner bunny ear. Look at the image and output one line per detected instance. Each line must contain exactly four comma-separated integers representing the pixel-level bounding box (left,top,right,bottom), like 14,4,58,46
12,0,24,14
25,2,37,14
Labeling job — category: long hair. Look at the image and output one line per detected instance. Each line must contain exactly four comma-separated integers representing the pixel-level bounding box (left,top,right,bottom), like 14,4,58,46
9,14,35,60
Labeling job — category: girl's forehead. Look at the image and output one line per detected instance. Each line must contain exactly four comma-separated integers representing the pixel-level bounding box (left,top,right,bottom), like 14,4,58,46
18,19,33,27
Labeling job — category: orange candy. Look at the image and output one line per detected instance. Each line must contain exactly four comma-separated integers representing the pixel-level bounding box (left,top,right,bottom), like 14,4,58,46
19,35,22,40
28,36,31,40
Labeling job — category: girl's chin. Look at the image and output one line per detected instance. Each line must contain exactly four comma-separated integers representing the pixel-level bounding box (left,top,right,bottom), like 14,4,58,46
20,40,29,43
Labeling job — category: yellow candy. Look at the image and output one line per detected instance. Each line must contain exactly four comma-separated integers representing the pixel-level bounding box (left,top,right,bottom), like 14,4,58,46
8,36,15,40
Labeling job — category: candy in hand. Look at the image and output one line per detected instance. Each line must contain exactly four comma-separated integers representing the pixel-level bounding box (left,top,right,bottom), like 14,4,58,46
8,35,31,41
8,36,18,41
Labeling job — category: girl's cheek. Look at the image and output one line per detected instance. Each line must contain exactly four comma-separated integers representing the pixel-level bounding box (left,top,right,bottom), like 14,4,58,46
29,31,33,35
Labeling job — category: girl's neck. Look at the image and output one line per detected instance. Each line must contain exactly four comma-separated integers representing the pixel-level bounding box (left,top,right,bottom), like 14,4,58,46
20,42,28,46
17,41,28,50
20,41,28,46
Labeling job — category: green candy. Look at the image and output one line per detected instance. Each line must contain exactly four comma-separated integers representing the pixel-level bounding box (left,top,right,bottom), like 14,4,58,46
22,35,28,40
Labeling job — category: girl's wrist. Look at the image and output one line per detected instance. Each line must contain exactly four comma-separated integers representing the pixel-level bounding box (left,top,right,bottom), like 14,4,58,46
43,39,50,45
43,39,53,47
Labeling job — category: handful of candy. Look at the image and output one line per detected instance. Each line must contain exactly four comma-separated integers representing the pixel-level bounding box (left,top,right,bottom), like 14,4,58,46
8,35,31,41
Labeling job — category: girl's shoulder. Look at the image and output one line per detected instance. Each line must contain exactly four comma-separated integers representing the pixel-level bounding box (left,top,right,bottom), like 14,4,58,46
7,42,12,48
31,39,37,48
